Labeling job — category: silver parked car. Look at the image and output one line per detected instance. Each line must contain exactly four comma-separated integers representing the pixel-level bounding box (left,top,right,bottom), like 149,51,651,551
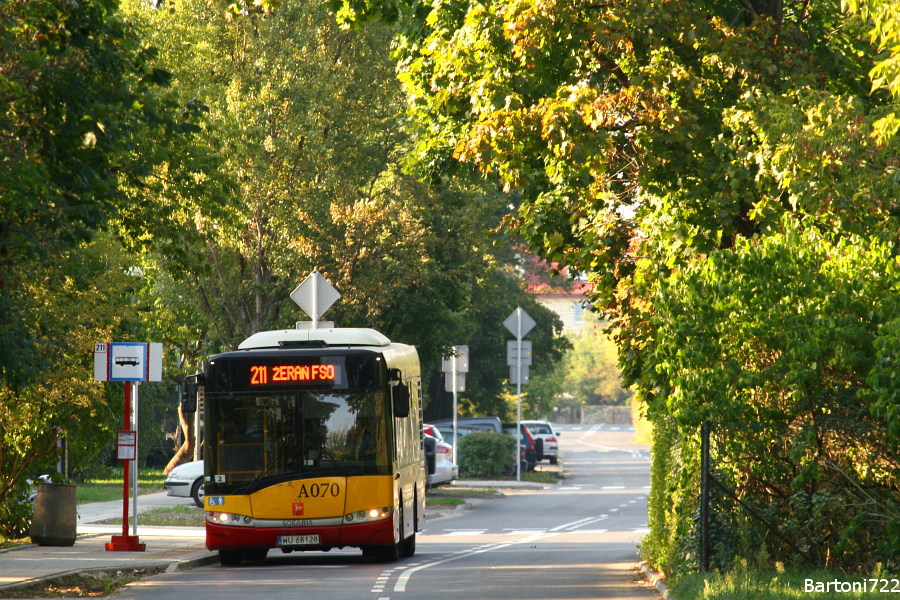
424,433,458,488
163,460,205,507
520,420,560,464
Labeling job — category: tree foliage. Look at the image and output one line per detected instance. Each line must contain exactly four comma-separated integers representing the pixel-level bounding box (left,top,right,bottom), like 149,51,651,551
328,0,900,573
0,0,572,536
643,220,900,573
119,0,571,427
0,0,218,389
0,0,219,534
564,314,631,406
0,234,140,536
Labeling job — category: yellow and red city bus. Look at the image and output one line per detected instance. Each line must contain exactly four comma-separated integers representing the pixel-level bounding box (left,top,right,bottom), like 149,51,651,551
200,327,425,566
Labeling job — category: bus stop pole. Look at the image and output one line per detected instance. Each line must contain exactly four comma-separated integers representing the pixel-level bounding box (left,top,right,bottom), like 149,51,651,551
132,382,139,537
122,381,131,538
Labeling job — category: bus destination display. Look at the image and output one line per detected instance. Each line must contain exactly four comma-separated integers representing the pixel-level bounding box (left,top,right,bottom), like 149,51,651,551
250,364,337,386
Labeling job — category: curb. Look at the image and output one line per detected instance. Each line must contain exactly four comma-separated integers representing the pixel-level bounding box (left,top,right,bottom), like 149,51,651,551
639,561,672,599
165,553,220,573
0,553,218,592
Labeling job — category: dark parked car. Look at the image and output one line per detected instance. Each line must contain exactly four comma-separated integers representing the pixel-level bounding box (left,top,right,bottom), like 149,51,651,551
431,416,502,435
520,420,559,465
501,423,538,472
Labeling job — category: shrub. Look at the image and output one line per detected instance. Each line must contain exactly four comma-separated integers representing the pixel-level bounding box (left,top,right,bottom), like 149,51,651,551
0,480,33,540
457,432,515,479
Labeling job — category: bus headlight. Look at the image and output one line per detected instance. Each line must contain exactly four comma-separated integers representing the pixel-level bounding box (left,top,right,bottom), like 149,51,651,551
207,511,254,527
343,507,392,525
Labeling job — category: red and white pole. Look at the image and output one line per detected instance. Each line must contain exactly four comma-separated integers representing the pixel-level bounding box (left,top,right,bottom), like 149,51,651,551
106,380,145,551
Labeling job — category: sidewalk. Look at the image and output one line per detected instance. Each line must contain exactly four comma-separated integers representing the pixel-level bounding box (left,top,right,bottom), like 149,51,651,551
0,492,216,594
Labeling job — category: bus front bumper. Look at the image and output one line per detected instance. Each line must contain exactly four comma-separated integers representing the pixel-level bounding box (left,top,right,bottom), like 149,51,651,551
205,518,397,551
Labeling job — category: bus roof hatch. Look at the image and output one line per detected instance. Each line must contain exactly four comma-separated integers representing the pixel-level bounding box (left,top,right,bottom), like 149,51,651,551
238,328,391,350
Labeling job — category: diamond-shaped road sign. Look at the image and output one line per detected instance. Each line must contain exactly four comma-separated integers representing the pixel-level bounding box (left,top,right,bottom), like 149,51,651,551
503,307,535,340
291,271,340,322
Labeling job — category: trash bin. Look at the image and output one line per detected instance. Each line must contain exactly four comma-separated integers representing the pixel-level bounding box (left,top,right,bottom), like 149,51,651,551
30,482,77,546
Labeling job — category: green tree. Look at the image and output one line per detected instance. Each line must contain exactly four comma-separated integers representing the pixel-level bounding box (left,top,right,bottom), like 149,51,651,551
0,0,218,390
124,0,483,360
125,0,570,406
644,220,900,573
0,0,226,529
327,0,900,573
844,0,900,141
0,234,141,536
564,315,631,406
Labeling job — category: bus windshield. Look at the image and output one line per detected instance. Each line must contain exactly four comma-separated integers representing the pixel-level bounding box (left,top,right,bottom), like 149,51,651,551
205,389,392,495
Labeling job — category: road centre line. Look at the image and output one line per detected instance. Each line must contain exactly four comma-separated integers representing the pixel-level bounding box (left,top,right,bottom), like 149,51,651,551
578,529,608,534
563,515,608,531
394,531,557,592
549,515,597,532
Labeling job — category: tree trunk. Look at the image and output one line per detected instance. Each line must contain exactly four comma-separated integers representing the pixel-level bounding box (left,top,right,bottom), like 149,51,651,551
163,403,195,475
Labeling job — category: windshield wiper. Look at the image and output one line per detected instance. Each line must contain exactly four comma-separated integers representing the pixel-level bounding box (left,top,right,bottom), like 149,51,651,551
231,435,294,495
319,448,354,477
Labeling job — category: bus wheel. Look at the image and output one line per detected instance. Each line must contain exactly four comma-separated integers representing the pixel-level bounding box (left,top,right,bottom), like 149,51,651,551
245,548,267,562
219,549,243,566
376,541,399,562
401,531,416,557
402,498,417,557
375,500,404,562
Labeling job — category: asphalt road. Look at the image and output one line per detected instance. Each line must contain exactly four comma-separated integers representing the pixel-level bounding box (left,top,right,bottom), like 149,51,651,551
113,424,658,600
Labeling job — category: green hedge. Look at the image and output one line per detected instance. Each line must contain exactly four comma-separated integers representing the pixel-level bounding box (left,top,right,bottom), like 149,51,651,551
457,432,515,479
639,225,900,577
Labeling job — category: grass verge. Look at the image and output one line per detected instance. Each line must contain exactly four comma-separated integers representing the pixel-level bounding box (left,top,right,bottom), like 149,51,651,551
488,470,559,485
75,468,167,504
671,566,897,600
426,497,465,507
429,486,499,497
0,568,165,598
99,505,204,528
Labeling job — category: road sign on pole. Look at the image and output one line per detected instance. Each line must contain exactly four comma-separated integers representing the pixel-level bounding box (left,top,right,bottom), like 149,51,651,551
94,340,161,552
442,346,469,373
503,307,535,340
94,343,162,382
506,340,532,366
509,366,530,384
504,308,534,482
442,346,468,464
444,373,466,392
290,270,340,329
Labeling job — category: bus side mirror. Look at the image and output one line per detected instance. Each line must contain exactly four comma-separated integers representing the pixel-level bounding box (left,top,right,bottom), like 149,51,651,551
423,436,436,474
181,382,198,413
392,383,410,418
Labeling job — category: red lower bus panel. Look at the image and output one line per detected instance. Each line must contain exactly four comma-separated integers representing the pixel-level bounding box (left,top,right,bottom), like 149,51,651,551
206,518,395,551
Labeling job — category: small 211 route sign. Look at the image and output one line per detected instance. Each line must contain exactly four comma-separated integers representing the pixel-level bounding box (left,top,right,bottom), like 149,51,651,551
94,342,163,382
